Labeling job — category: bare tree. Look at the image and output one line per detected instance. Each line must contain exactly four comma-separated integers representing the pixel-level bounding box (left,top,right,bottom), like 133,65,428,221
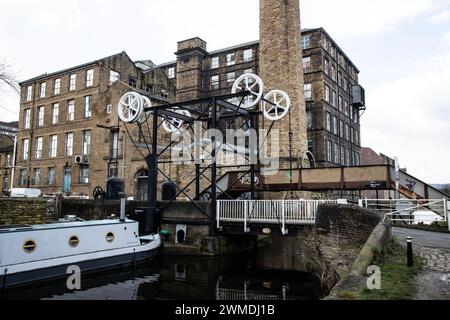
0,60,19,94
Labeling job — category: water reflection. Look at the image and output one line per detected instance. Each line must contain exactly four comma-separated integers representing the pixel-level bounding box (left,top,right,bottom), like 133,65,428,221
3,253,325,300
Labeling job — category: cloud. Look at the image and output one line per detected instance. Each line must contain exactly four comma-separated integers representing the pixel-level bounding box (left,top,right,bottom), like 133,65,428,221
429,9,450,23
441,31,450,47
301,0,435,37
364,51,450,183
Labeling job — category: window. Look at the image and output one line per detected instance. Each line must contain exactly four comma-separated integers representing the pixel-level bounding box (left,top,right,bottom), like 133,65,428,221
128,77,137,88
66,133,73,156
226,53,236,66
327,140,333,163
48,167,56,185
82,130,90,155
227,72,236,85
109,70,120,85
33,168,41,185
161,89,169,99
84,96,92,118
307,111,313,129
338,96,343,112
38,107,45,127
35,137,43,159
49,135,58,158
308,139,314,153
52,103,59,124
338,72,342,87
304,83,312,100
22,139,30,161
341,146,345,166
331,90,336,107
19,169,27,186
340,120,344,138
86,69,94,87
333,116,338,135
324,59,330,76
146,84,155,94
301,35,311,50
303,57,311,72
351,127,355,143
331,65,336,81
167,67,175,79
323,37,329,51
53,78,61,95
211,75,219,90
211,57,219,69
334,143,340,164
326,112,331,132
24,109,31,129
345,100,349,116
67,100,75,121
80,165,89,184
243,49,253,62
26,85,33,102
343,77,348,92
40,83,46,98
69,74,77,91
345,123,349,140
324,85,330,102
106,104,112,114
244,68,253,75
346,149,350,166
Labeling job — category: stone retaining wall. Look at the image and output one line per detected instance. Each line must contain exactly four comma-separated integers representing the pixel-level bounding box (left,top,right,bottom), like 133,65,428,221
0,199,47,225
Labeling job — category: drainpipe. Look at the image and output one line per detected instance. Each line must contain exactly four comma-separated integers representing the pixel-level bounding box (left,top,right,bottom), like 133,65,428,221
119,192,126,222
9,134,17,197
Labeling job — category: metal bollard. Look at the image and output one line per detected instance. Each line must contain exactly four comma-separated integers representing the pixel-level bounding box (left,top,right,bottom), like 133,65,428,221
407,237,413,268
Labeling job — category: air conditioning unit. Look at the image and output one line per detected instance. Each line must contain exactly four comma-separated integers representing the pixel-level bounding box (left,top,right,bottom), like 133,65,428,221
74,155,89,165
74,155,83,164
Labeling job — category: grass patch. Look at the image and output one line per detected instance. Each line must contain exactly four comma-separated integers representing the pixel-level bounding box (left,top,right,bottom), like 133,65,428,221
358,241,422,300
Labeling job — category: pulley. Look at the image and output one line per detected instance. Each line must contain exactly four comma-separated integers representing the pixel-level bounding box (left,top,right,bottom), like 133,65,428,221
231,73,264,109
262,90,291,121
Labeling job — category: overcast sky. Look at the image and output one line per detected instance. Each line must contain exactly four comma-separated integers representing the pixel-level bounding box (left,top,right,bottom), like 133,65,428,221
0,0,449,183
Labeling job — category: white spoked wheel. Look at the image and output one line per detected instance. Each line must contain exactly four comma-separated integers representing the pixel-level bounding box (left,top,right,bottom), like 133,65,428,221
231,73,264,109
138,95,152,124
162,109,192,133
262,90,291,121
118,92,144,123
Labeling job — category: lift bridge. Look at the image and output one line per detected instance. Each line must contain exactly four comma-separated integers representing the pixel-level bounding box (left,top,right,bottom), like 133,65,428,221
117,73,450,236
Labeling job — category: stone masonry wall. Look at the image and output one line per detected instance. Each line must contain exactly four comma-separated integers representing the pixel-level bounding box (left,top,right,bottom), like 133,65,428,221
0,199,47,225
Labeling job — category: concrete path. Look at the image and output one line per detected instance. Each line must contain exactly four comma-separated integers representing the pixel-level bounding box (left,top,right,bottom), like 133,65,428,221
392,227,450,300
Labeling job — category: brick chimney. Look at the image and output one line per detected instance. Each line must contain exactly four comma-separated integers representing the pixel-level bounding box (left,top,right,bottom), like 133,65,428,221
259,0,307,163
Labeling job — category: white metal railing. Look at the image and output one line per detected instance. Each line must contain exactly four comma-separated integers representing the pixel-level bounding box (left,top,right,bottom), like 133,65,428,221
217,199,340,233
360,198,449,228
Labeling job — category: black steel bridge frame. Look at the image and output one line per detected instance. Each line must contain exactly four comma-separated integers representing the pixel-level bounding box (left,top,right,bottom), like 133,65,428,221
126,91,279,236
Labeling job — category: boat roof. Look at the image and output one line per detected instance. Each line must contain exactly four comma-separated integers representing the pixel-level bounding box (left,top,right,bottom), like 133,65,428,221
0,219,137,233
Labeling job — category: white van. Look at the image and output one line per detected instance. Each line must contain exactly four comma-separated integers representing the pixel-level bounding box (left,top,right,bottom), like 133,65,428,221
10,188,42,198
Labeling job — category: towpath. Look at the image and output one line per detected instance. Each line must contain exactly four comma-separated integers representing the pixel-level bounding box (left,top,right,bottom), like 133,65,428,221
393,227,450,300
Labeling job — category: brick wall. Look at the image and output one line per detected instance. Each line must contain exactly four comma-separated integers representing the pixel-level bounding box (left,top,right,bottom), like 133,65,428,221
0,199,47,225
316,203,383,244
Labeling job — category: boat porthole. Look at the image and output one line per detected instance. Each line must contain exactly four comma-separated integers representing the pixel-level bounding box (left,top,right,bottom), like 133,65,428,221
69,236,80,248
106,232,115,243
23,240,36,254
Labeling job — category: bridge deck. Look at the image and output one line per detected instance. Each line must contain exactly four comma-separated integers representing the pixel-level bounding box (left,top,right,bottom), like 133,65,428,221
209,164,448,200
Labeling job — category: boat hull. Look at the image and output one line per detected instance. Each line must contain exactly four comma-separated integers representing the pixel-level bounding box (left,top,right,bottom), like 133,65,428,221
1,245,159,291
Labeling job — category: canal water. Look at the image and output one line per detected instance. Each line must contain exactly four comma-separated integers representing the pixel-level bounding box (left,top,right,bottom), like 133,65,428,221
3,252,325,300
